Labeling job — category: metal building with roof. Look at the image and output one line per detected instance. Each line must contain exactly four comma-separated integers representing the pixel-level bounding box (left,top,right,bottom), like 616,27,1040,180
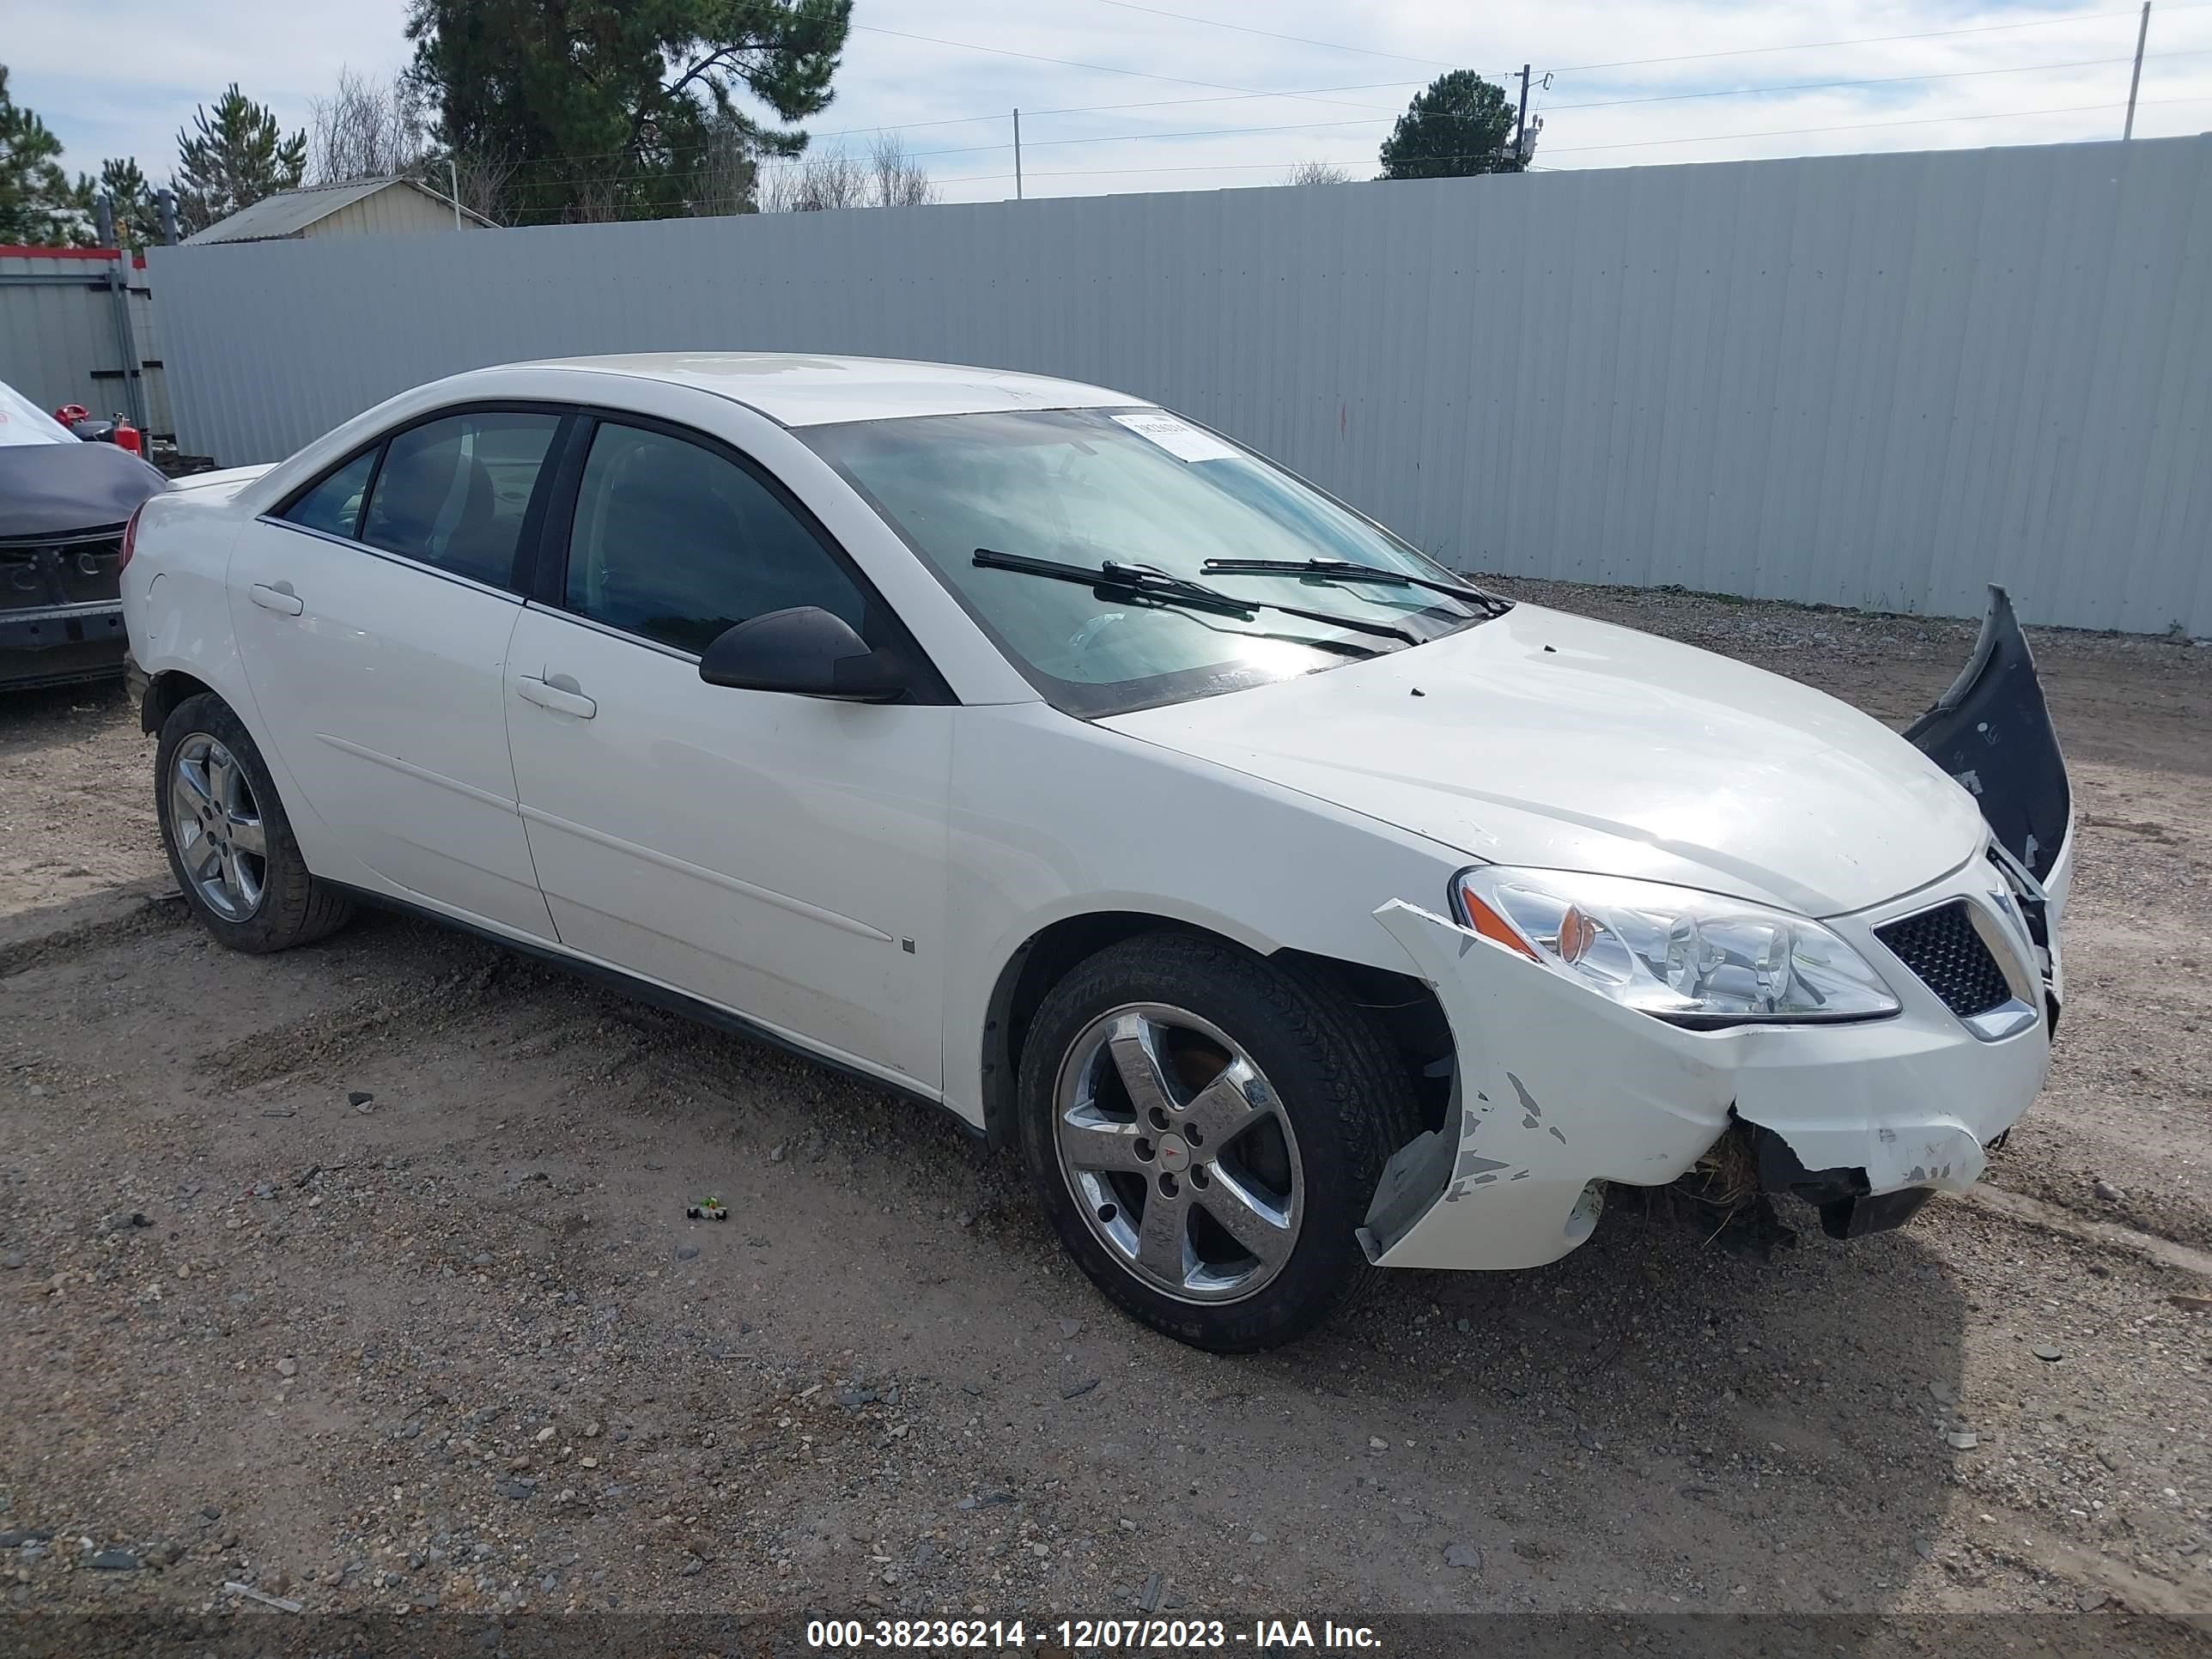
183,178,493,246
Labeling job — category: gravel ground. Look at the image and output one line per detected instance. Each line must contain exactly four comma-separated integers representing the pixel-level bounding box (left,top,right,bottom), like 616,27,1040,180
1,583,2208,1647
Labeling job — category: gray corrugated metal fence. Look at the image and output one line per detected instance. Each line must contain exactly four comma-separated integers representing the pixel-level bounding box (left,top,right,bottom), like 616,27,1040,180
150,136,2212,635
0,252,171,437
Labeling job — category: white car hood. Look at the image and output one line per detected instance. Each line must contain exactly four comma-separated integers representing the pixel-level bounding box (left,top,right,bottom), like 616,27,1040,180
1101,603,1987,918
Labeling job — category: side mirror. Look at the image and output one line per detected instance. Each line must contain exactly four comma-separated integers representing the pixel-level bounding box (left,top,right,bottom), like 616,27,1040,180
697,606,907,702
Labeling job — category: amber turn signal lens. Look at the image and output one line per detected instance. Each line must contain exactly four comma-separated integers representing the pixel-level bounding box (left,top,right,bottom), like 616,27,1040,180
1456,884,1540,961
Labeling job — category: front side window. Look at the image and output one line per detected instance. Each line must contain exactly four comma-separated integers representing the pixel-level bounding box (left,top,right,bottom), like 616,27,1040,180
805,408,1492,716
563,422,866,656
360,410,561,588
280,447,376,541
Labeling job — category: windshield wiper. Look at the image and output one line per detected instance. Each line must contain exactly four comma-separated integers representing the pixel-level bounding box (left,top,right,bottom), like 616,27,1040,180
972,549,1422,647
1200,556,1511,617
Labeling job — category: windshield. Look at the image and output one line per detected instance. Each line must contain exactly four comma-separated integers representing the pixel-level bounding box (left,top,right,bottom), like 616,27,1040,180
805,407,1491,716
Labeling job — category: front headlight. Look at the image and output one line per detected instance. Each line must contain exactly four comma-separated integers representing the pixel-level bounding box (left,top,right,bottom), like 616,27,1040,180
1451,866,1900,1027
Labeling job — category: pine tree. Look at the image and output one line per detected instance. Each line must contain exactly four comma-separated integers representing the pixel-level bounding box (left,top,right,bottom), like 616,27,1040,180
405,0,851,224
99,156,162,250
0,64,94,246
1377,71,1524,181
173,84,307,235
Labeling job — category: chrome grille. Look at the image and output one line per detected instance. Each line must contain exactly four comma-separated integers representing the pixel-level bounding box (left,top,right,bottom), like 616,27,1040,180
1875,900,2012,1019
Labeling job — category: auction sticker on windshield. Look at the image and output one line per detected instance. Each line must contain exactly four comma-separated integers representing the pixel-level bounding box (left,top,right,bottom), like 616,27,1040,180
1110,409,1243,463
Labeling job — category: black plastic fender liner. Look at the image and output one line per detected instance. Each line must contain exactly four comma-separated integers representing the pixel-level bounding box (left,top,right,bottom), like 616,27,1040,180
1904,584,2071,883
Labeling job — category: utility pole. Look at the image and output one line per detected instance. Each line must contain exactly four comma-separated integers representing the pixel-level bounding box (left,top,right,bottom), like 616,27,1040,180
2124,1,2152,139
156,188,179,246
1013,109,1024,200
1514,64,1531,165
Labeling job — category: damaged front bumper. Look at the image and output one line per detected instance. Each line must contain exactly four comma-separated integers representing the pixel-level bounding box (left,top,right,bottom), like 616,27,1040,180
1364,847,2062,1268
1360,585,2071,1272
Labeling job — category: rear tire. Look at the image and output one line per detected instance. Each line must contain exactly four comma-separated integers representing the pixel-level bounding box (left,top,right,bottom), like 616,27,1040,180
155,691,352,953
1018,931,1420,1352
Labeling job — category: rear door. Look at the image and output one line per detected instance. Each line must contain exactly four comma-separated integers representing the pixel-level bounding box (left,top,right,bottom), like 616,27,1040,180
229,406,566,939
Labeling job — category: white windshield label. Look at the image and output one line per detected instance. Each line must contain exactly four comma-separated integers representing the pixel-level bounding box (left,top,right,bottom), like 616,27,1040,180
1110,410,1241,463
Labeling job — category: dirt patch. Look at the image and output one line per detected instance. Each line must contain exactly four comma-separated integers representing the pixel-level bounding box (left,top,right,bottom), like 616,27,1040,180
0,587,2206,1634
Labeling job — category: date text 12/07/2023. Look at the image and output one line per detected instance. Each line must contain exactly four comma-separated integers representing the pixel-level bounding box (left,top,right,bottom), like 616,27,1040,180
804,1617,1383,1650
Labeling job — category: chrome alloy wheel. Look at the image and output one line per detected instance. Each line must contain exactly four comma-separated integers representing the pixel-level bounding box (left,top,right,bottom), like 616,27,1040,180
1052,1003,1305,1304
169,733,267,921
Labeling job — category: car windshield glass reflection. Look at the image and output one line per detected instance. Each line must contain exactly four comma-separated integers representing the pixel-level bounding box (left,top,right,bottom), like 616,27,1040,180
805,408,1491,716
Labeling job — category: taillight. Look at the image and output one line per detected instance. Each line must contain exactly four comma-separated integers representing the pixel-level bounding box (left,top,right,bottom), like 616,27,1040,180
118,502,145,573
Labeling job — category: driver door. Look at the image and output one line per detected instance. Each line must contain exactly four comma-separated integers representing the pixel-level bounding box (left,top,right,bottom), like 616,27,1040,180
504,415,952,1091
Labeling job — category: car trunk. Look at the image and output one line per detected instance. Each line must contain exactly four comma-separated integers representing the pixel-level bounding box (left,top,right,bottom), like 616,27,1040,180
0,441,167,686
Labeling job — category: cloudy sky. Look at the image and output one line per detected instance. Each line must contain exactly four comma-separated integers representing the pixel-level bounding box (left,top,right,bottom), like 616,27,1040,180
12,0,2212,204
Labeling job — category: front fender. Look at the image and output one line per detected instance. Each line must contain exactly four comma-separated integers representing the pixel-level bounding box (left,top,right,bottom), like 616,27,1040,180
1363,899,1732,1271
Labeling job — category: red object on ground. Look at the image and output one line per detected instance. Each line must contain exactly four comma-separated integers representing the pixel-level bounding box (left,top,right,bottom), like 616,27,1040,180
111,419,143,455
53,404,89,426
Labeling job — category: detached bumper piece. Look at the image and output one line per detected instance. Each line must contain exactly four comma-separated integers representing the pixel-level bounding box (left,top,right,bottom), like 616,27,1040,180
1905,584,2069,886
1747,1121,1935,1241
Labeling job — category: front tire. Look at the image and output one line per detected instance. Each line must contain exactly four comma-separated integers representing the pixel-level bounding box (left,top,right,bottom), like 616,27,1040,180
155,691,352,953
1018,932,1420,1352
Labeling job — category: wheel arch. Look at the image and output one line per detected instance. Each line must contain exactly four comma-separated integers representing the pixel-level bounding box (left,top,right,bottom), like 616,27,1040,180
139,666,218,735
977,910,1454,1150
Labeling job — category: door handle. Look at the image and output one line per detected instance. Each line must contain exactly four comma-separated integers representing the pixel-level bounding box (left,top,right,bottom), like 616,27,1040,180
248,581,304,617
516,675,597,719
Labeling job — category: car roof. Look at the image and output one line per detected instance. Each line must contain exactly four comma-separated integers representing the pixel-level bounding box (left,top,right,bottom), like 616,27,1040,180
507,352,1150,428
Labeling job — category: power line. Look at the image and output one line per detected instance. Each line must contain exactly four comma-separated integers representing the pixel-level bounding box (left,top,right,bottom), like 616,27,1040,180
699,0,1431,117
905,114,1382,161
391,1,2212,199
460,80,1428,174
478,82,2212,209
1540,94,2211,155
831,17,1408,112
809,80,1420,141
1075,0,1462,70
902,47,2212,159
1549,1,2212,75
493,59,2212,197
1547,47,2212,112
914,93,2211,185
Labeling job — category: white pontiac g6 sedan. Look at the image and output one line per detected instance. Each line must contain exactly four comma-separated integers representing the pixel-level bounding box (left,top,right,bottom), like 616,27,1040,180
122,355,2071,1352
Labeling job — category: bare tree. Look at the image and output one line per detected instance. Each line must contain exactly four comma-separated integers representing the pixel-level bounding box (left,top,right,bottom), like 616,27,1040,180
684,119,760,217
866,131,935,208
308,68,426,185
760,134,935,212
759,148,860,212
1286,160,1352,186
444,147,516,223
564,170,635,225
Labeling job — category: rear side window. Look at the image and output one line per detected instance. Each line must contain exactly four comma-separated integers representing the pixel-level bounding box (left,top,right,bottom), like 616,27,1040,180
360,411,561,588
281,448,376,541
563,422,866,655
